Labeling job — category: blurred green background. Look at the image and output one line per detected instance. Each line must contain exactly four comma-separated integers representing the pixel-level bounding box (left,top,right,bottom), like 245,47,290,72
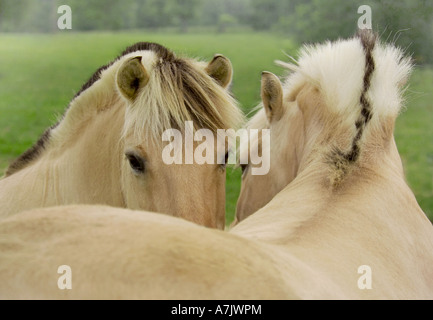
0,0,432,224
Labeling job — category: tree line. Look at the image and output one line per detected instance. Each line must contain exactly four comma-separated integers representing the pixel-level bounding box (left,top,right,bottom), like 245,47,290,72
1,0,432,63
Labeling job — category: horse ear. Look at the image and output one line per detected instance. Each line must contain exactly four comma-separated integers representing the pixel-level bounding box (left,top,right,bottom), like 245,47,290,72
117,56,149,101
205,54,233,88
261,71,283,122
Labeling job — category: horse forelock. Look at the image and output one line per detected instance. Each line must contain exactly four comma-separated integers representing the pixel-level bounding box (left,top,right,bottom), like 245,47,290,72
122,51,243,144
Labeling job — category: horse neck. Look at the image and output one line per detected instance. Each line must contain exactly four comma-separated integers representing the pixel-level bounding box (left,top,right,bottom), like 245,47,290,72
232,133,433,298
0,97,127,219
232,129,422,244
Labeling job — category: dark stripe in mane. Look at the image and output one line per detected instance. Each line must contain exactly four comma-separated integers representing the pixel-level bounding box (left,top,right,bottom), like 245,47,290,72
5,42,174,177
5,128,52,176
347,29,376,162
74,42,175,100
329,30,376,185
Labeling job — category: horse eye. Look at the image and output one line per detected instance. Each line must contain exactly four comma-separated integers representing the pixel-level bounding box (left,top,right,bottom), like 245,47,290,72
125,152,145,174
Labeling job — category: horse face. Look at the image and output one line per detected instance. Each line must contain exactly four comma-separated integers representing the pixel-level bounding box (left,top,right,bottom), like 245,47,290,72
121,139,227,229
235,72,305,223
116,53,237,229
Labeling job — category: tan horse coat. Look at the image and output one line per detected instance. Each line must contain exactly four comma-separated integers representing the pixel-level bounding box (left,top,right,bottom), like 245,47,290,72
1,31,432,299
0,43,244,229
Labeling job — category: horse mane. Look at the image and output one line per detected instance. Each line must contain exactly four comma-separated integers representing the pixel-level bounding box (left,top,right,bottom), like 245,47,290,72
5,42,244,176
249,30,412,186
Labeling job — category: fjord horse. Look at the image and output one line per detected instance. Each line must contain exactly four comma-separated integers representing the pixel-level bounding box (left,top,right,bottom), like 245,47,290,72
1,31,432,299
0,42,244,228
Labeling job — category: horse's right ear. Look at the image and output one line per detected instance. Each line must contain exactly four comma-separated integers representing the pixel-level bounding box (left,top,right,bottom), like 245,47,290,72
261,71,283,122
117,56,149,101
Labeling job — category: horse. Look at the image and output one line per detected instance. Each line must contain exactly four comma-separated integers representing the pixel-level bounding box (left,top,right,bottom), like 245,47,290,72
1,31,432,299
232,29,433,298
0,42,244,229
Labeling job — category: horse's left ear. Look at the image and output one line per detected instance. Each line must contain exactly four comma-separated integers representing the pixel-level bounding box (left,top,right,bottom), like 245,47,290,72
261,71,283,122
205,54,233,88
117,56,150,101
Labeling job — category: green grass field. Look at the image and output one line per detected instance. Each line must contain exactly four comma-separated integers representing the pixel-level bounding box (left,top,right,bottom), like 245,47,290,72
0,31,432,224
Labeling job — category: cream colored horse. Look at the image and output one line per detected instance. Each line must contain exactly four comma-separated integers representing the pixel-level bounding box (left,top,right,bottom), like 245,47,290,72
0,42,243,228
233,30,433,298
1,31,432,299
